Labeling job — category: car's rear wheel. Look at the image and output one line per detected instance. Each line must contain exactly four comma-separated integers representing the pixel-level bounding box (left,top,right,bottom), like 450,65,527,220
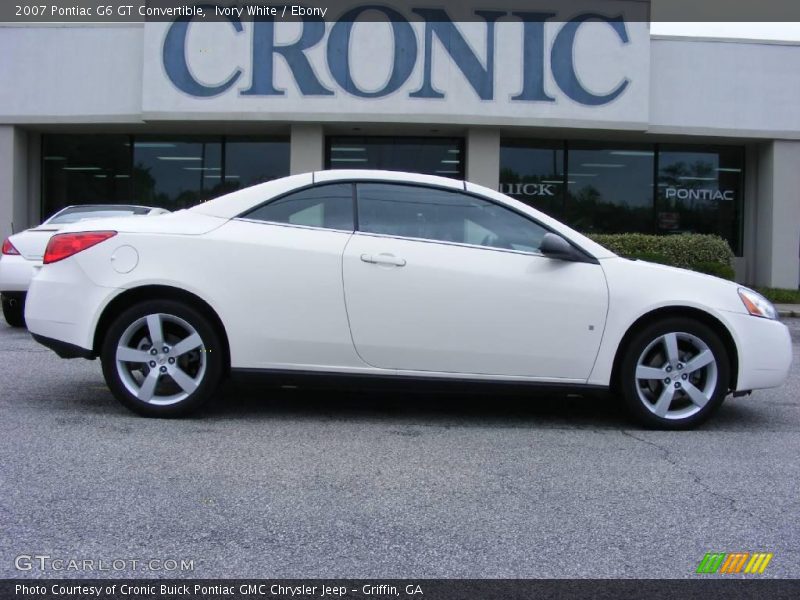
101,300,224,417
1,293,26,328
619,317,730,430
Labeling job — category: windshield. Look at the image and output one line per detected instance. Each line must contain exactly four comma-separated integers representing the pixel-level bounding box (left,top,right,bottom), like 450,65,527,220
46,205,152,225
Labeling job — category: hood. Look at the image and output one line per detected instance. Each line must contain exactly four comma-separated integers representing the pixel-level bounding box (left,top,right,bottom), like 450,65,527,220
601,256,747,315
625,258,738,288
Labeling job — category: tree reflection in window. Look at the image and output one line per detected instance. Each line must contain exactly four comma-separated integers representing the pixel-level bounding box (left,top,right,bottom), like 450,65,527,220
657,146,743,255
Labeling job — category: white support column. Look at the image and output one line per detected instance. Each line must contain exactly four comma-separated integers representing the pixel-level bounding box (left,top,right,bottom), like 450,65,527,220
465,128,500,189
0,126,29,240
740,144,760,284
27,132,41,226
754,140,800,289
290,124,325,175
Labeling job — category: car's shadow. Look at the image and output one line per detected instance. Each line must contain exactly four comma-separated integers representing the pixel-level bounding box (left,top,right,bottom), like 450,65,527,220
22,362,777,432
6,321,793,431
200,381,627,429
145,379,766,431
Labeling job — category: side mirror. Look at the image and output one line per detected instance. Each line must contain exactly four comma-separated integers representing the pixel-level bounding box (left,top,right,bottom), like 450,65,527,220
540,232,583,262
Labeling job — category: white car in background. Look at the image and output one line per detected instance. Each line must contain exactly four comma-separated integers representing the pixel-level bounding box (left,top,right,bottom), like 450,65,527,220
0,205,169,327
23,171,792,429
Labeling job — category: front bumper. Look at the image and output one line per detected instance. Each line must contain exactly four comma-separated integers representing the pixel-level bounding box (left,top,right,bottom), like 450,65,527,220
0,254,36,293
725,310,793,391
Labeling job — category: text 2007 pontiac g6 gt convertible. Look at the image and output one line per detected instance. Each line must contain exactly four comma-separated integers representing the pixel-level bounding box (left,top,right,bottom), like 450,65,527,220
25,171,791,428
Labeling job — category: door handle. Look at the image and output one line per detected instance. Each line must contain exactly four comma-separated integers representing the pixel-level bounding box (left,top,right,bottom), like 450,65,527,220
360,253,407,267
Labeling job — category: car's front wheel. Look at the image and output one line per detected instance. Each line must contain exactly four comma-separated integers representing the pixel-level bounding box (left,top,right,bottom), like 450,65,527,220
101,300,224,417
619,317,731,429
1,293,26,328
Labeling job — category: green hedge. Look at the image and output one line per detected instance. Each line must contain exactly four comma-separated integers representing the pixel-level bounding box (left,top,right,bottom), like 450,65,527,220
755,287,800,304
588,233,736,280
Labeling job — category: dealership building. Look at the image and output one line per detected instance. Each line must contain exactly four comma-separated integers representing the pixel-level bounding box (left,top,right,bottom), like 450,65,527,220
1,1,799,288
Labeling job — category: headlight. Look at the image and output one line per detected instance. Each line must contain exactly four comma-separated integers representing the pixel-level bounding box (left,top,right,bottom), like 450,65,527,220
738,288,778,320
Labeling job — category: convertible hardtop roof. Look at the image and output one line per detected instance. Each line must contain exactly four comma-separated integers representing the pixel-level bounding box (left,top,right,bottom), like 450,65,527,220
188,170,616,260
190,170,463,220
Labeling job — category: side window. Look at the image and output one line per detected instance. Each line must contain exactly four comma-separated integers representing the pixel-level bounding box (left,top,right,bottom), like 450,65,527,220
356,183,547,252
243,183,354,231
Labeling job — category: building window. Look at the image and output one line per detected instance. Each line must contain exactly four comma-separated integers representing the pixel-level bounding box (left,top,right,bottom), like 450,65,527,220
42,135,290,216
499,140,745,255
42,135,132,220
565,142,655,234
223,137,291,193
132,136,223,210
657,145,744,255
326,136,464,179
499,140,565,219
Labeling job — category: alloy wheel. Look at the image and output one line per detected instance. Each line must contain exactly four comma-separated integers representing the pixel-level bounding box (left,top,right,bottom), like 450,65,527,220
115,313,206,406
634,331,718,420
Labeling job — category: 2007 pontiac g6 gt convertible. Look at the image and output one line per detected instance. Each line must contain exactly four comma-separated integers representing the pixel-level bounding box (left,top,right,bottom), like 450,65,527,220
25,170,792,428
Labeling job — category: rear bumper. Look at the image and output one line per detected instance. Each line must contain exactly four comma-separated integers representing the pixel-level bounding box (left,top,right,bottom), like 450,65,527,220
0,254,36,293
25,258,118,355
30,332,95,359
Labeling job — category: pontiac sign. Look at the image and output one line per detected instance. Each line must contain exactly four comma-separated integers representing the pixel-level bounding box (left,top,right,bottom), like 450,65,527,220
665,187,735,202
143,2,650,127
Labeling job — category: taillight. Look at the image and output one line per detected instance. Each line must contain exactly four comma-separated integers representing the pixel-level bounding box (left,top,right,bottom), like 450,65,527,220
43,231,117,264
2,238,20,255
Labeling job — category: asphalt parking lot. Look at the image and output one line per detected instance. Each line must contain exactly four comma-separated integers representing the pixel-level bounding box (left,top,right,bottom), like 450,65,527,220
1,319,799,579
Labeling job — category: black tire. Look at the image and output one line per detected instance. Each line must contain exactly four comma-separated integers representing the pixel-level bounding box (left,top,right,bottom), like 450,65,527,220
100,299,224,417
619,317,731,430
1,293,26,328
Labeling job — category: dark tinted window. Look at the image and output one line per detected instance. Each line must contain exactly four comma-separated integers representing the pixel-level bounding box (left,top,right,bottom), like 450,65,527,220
357,183,547,252
566,143,655,234
244,184,354,231
497,139,746,256
42,134,290,216
657,146,744,254
42,135,132,218
132,136,223,210
499,140,565,218
221,137,290,193
327,136,464,179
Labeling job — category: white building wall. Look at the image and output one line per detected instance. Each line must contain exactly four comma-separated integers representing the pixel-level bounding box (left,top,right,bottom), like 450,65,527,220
290,125,325,175
466,129,500,190
0,126,30,240
1,27,799,140
26,133,41,226
754,141,800,289
0,25,143,123
649,37,800,139
741,144,760,283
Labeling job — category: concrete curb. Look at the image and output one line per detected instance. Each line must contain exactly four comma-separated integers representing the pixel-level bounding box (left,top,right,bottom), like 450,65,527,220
775,304,800,319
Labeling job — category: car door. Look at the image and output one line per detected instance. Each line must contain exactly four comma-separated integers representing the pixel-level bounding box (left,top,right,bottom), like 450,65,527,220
208,182,361,370
342,182,609,381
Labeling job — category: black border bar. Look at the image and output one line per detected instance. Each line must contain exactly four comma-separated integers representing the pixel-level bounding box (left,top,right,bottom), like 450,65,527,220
4,580,800,600
4,0,800,23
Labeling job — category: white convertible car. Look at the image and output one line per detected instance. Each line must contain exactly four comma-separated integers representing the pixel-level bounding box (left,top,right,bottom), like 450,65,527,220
24,171,791,428
0,204,169,327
